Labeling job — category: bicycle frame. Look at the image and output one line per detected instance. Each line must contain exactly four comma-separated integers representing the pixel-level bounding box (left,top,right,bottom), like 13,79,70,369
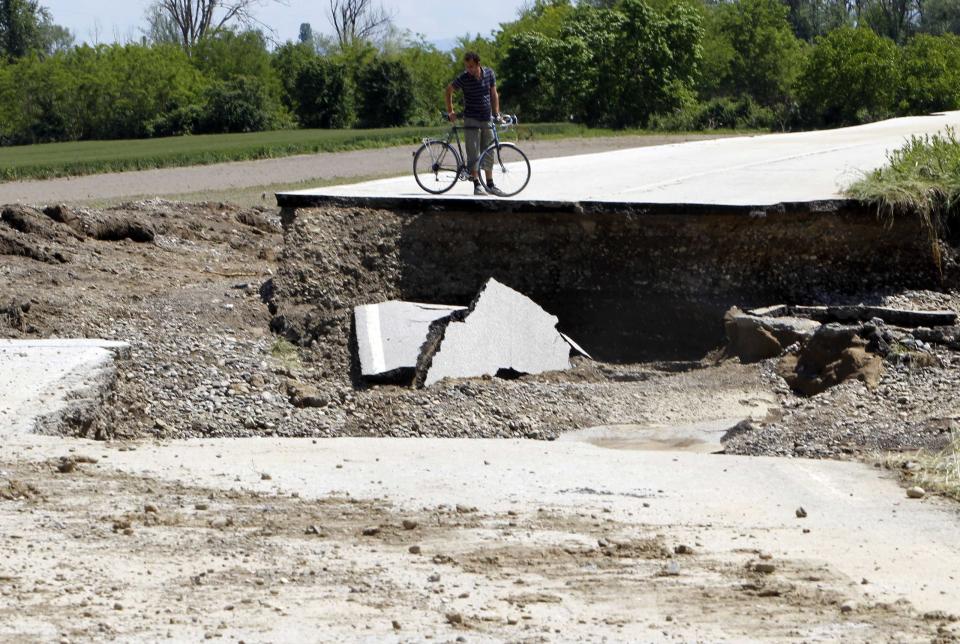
421,120,506,180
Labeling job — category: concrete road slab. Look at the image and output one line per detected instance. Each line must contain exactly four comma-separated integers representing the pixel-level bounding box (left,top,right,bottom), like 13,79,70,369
10,435,958,615
280,111,960,207
419,279,571,386
0,339,128,436
355,301,464,377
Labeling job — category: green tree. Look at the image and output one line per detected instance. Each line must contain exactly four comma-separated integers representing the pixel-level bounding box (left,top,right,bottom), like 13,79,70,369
199,75,274,133
797,27,900,125
395,36,456,125
920,0,960,35
898,33,960,113
0,0,67,61
273,40,318,115
293,56,354,128
355,55,413,127
710,0,804,105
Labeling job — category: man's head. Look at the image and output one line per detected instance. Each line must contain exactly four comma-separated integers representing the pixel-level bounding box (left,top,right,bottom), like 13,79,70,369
464,51,481,75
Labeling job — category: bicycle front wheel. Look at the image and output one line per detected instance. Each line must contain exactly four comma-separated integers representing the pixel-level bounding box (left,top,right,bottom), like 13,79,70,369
413,141,460,194
478,143,531,197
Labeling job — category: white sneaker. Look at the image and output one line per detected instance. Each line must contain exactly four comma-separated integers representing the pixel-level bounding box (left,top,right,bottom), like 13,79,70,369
473,183,485,196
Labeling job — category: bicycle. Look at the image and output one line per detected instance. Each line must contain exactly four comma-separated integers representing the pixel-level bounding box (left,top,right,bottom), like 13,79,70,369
412,112,531,197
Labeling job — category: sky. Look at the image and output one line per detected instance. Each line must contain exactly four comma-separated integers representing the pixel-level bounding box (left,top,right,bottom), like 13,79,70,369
42,0,529,48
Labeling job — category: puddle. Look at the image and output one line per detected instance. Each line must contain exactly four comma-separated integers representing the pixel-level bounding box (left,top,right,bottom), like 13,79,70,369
558,418,748,453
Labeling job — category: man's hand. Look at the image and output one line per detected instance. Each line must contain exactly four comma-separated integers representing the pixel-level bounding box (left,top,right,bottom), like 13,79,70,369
447,111,457,123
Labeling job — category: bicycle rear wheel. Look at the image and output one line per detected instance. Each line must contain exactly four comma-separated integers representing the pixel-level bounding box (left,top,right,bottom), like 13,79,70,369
479,143,531,197
413,141,460,194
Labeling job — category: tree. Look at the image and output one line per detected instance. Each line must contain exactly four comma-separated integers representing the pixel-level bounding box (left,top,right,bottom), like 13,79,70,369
293,57,354,127
920,0,960,35
898,33,960,113
710,0,804,105
298,22,313,44
154,0,270,52
797,27,900,125
143,1,182,45
355,55,413,127
0,0,71,61
327,0,391,47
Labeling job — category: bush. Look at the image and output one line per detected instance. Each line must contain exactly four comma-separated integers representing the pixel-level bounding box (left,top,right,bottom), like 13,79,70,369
649,96,775,131
898,34,960,115
797,27,900,126
293,57,354,129
198,76,275,133
356,56,414,127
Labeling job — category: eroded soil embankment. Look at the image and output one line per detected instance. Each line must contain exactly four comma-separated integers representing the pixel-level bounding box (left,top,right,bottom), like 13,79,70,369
269,202,944,370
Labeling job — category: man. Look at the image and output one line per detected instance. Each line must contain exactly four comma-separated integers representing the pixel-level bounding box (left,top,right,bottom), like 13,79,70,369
445,51,504,197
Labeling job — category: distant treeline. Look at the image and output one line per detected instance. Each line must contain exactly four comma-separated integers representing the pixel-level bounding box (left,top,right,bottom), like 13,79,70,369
1,0,959,145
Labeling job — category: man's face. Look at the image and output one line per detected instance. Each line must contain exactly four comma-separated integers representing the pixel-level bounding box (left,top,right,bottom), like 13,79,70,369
464,59,480,77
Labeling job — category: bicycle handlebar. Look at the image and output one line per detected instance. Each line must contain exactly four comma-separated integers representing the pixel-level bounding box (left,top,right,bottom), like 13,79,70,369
440,111,518,126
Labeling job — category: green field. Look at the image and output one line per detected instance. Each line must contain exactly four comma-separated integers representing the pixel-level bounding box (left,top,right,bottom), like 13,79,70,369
0,123,618,182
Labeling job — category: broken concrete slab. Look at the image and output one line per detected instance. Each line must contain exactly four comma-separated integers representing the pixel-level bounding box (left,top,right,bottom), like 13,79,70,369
416,279,573,387
355,301,464,379
0,339,129,437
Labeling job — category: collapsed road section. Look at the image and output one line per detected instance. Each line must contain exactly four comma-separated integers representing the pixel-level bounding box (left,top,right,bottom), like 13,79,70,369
268,197,949,371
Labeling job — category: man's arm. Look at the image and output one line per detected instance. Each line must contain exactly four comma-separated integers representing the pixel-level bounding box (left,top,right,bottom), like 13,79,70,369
491,85,500,118
445,84,456,123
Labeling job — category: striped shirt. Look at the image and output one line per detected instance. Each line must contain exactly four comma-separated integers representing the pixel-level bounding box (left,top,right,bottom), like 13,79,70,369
451,67,496,120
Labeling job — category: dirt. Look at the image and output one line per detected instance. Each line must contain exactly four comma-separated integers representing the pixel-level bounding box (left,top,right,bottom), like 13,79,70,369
1,456,950,642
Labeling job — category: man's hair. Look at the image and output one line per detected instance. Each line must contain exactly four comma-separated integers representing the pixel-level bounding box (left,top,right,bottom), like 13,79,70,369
463,51,480,63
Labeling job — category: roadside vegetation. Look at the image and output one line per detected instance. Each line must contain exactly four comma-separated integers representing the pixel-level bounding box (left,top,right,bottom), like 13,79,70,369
0,121,646,181
847,129,960,269
879,432,960,501
0,0,959,168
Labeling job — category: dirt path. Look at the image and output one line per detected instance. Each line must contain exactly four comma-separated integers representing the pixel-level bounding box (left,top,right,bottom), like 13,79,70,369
0,134,736,205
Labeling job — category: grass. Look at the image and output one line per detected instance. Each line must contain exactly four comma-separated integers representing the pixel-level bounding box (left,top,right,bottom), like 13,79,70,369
269,337,301,371
847,127,960,272
876,431,960,502
0,123,755,183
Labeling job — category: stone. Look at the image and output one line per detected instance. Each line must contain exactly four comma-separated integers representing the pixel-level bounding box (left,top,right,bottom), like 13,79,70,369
417,279,575,387
674,544,694,555
778,324,883,396
362,526,380,536
724,307,821,363
795,507,808,518
402,519,418,530
408,545,422,555
906,486,926,499
753,562,776,574
445,612,464,625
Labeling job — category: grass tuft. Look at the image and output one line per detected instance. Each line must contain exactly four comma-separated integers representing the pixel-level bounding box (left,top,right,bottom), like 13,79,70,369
877,431,960,501
847,127,960,273
269,338,300,371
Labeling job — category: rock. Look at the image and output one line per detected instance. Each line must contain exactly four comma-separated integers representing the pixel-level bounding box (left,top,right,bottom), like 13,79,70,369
778,324,883,396
428,574,441,582
445,612,464,625
840,601,856,613
194,502,210,511
362,526,381,536
753,562,776,574
209,516,233,529
391,620,401,631
56,457,76,474
906,486,926,499
795,507,808,518
401,519,418,530
144,503,159,514
673,544,694,555
408,545,422,555
261,473,272,481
